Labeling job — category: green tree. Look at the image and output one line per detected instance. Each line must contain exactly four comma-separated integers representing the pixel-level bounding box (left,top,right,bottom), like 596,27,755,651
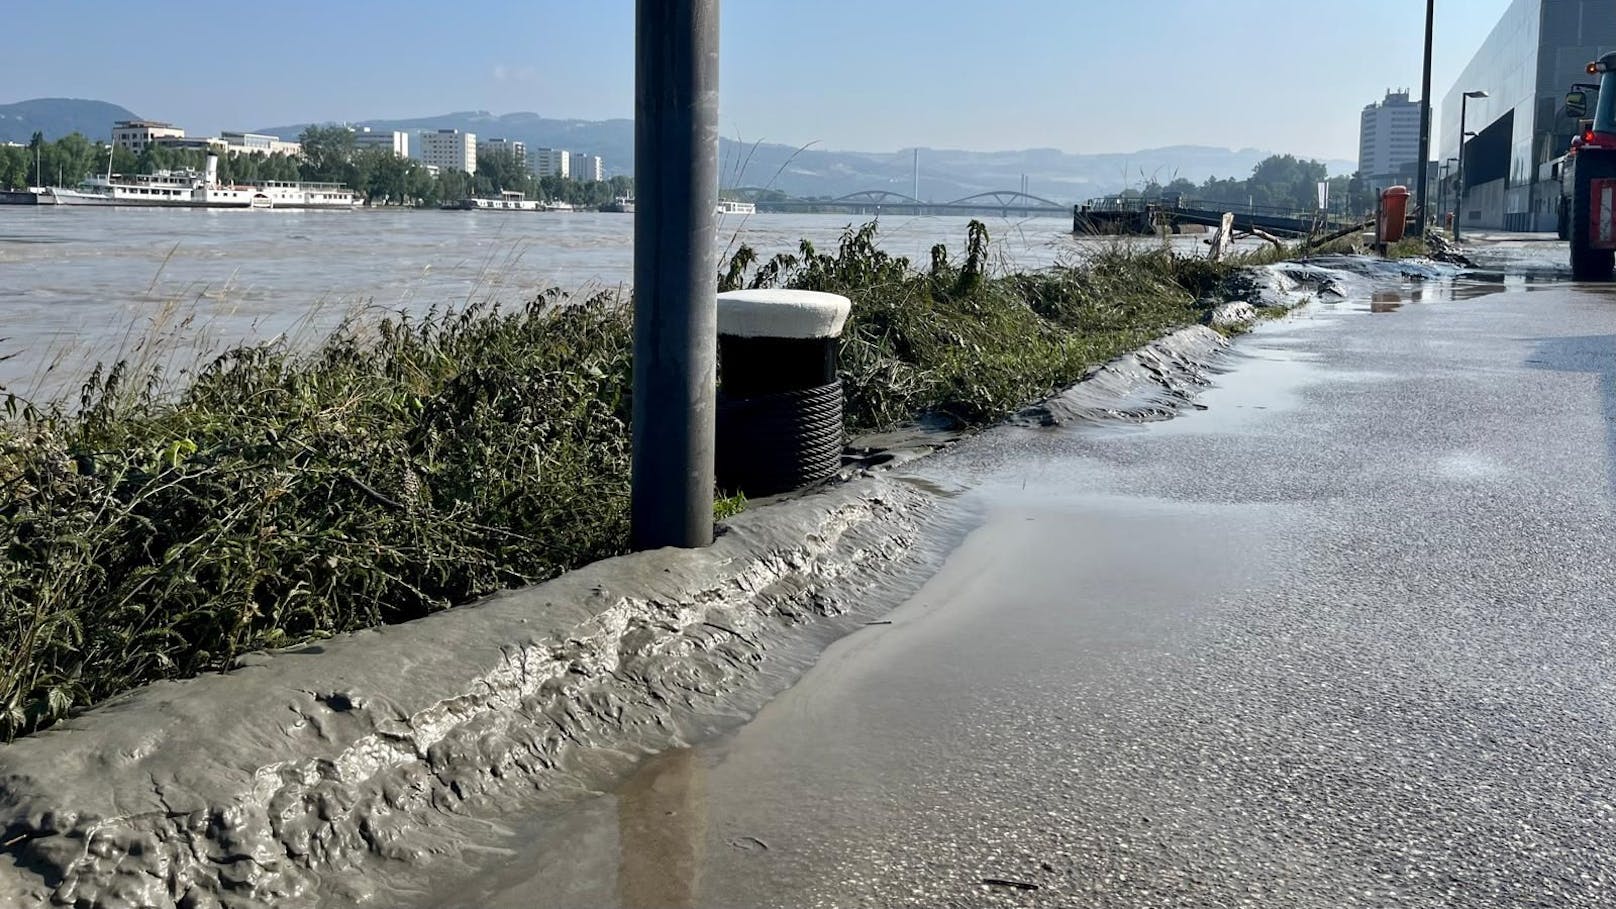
436,168,470,203
0,146,27,189
297,124,358,182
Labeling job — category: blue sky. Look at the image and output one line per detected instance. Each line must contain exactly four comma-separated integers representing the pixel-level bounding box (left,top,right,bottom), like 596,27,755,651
5,0,1511,161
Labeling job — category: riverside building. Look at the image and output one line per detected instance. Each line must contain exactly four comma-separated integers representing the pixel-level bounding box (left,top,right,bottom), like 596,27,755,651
220,132,301,157
415,129,477,175
477,137,526,170
571,153,604,182
111,120,185,152
1358,90,1422,193
353,128,409,158
533,147,570,178
1440,0,1616,231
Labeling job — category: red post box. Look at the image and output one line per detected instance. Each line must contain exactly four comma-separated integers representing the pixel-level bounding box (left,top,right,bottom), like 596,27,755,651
1378,185,1411,245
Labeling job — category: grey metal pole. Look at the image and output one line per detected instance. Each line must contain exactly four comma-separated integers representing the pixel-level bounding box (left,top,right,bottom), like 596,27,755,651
1455,96,1468,242
1413,0,1435,236
631,0,719,550
1441,160,1454,223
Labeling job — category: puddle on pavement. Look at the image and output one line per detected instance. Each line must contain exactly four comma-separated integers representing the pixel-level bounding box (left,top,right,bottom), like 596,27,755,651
1354,271,1565,312
615,748,707,909
1145,338,1321,436
1370,291,1404,313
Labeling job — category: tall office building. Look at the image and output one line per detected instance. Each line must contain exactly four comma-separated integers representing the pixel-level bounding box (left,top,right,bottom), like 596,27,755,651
570,153,604,182
354,128,409,158
477,137,526,170
1358,90,1423,193
532,148,571,178
415,129,477,174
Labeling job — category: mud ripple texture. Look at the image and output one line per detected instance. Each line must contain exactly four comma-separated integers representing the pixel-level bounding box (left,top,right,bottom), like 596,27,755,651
0,263,1318,908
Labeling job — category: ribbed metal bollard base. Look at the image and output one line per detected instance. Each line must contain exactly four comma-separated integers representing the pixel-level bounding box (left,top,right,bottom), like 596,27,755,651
716,381,844,497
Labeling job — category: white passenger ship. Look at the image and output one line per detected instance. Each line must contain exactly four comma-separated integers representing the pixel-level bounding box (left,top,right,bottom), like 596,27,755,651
716,199,756,215
460,191,540,211
58,155,356,210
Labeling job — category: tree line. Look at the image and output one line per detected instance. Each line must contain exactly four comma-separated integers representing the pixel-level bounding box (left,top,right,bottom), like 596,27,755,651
0,126,632,208
1126,154,1375,215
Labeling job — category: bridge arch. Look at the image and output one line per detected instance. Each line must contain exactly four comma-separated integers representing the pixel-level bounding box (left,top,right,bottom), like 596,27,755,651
944,190,1066,209
830,190,927,206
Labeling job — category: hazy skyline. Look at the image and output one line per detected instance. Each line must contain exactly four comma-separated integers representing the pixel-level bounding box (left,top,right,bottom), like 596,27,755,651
5,1,1511,161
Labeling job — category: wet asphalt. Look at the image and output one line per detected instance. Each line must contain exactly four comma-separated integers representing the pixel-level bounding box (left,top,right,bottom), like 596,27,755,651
440,237,1616,908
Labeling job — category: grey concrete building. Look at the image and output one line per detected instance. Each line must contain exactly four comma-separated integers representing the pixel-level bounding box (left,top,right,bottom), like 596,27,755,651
477,137,526,171
1359,90,1423,192
1440,0,1615,231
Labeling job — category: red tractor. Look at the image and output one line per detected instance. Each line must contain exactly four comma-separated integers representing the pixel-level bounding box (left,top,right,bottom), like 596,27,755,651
1562,53,1616,280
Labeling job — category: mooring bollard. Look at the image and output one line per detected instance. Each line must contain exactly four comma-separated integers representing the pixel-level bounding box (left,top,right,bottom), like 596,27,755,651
715,289,851,497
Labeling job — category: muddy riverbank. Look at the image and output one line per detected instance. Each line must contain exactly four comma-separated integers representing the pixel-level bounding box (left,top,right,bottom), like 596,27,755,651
0,250,1442,908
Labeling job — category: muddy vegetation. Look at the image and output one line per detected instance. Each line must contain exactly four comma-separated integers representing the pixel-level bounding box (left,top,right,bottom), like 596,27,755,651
1,222,1247,738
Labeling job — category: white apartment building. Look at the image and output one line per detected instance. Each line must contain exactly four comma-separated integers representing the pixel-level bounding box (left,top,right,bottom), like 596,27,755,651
415,129,477,174
220,131,302,157
477,137,526,169
532,147,570,178
353,128,409,158
1358,90,1422,191
571,153,604,182
112,120,186,152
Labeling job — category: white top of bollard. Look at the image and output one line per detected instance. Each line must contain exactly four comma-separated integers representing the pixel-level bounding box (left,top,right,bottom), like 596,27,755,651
716,289,852,339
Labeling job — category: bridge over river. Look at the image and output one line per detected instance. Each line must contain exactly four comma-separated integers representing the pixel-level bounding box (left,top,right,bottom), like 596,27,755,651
736,188,1070,218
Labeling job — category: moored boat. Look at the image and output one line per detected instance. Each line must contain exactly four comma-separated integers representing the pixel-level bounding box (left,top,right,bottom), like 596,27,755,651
716,199,756,215
74,155,357,210
44,187,115,206
460,191,541,211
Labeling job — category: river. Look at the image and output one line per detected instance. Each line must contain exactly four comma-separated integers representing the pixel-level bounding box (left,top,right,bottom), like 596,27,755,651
0,207,1232,396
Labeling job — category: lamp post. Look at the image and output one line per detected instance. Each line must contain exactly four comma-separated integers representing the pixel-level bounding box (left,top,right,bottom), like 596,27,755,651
1454,90,1489,242
631,0,720,550
1413,0,1435,235
1438,156,1457,230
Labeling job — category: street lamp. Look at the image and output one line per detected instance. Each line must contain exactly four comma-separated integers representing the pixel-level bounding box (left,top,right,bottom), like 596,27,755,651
1438,156,1458,230
1454,89,1489,242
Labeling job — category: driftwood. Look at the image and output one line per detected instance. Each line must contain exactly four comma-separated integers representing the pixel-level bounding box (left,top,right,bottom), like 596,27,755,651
1249,227,1286,248
1232,228,1286,249
1206,212,1235,261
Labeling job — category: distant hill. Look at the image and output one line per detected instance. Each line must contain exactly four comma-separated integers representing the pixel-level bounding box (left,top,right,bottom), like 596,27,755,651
0,98,140,144
0,99,1359,200
258,110,1356,203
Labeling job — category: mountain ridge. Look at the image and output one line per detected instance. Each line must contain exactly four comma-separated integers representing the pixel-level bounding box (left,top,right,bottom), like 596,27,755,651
257,110,1355,201
0,99,1356,201
0,98,141,145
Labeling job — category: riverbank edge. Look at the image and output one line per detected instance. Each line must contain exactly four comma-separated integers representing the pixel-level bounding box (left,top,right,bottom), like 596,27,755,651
0,260,1364,909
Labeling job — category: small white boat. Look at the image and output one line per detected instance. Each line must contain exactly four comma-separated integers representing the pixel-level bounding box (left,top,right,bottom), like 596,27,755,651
716,199,755,215
602,196,635,213
543,200,575,212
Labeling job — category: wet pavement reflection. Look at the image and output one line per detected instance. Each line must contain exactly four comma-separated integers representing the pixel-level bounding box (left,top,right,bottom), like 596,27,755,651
407,237,1616,908
615,749,706,909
